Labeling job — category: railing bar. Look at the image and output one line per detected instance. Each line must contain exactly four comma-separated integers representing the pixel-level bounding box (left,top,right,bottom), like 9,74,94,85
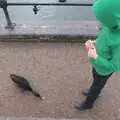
7,3,93,6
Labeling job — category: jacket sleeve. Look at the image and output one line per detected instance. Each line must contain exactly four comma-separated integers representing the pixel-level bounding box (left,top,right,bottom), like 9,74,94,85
93,48,120,72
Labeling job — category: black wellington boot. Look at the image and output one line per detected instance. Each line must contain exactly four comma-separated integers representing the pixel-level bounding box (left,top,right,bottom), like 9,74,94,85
73,100,93,111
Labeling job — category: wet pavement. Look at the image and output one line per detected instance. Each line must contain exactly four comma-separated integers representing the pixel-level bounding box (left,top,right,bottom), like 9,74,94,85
0,42,119,120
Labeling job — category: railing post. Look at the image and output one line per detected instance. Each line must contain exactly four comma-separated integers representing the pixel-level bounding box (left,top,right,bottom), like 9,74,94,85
0,0,15,30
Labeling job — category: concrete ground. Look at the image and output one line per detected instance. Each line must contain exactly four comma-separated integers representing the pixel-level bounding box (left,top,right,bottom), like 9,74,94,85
0,42,119,120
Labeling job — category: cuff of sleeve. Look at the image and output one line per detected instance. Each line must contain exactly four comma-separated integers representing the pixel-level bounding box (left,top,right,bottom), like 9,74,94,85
94,55,107,66
94,55,102,65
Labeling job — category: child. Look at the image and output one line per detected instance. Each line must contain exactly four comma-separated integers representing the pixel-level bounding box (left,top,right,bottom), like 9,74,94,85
74,0,120,110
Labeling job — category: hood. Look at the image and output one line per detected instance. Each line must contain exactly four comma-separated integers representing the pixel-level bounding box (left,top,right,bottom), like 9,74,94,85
92,0,120,29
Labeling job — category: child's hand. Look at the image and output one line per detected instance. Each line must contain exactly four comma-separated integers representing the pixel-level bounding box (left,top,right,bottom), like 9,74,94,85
85,40,95,50
88,46,98,59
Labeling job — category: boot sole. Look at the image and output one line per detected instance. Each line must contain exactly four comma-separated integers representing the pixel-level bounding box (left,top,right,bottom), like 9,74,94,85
73,103,93,111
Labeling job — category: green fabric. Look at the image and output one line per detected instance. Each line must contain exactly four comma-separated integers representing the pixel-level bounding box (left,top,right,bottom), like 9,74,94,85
88,0,120,75
92,0,120,29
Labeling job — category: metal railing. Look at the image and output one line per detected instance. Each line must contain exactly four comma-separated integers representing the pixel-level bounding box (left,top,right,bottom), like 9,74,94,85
0,0,93,30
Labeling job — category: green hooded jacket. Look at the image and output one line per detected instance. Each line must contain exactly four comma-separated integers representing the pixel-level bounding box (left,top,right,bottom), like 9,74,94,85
88,0,120,75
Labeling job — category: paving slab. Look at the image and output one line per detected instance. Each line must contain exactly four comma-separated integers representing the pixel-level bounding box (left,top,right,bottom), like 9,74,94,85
0,43,119,120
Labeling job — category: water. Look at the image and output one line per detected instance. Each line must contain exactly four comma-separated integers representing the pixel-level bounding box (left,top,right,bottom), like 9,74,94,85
0,0,96,23
0,0,97,35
